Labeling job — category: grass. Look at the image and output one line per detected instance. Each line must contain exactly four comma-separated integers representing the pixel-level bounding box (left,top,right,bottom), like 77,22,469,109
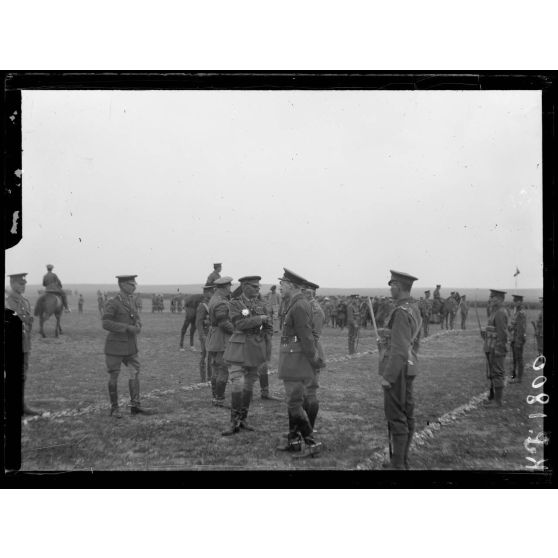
18,298,546,472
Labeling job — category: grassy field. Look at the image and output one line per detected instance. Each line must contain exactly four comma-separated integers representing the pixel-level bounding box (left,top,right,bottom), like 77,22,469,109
17,296,547,472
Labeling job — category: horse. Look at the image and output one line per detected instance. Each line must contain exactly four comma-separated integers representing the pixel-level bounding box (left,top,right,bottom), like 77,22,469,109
34,292,63,338
440,297,458,329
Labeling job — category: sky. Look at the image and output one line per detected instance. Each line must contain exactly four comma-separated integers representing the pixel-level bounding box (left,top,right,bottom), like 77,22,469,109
5,89,543,289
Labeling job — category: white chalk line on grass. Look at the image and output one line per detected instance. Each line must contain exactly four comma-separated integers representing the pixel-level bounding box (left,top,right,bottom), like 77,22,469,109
23,329,460,424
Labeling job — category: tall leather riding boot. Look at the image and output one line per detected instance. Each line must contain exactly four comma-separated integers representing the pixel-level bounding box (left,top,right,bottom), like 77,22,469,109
213,379,228,406
306,400,319,430
259,365,269,397
222,391,242,436
210,377,217,399
199,359,206,383
404,427,414,470
239,389,255,431
22,379,40,416
108,379,122,418
129,378,155,415
385,434,407,469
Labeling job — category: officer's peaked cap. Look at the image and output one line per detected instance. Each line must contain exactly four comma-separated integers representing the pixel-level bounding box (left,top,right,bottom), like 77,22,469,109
8,272,28,280
388,270,418,289
302,279,320,290
116,275,137,282
489,289,506,297
203,283,215,291
278,268,308,287
214,276,233,286
238,275,262,285
512,294,523,301
424,290,431,294
213,262,222,267
46,264,54,269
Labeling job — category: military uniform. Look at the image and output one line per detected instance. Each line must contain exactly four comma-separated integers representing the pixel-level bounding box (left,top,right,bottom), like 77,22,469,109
379,271,422,469
43,265,69,310
206,277,234,405
346,295,361,354
102,275,154,417
180,293,204,350
6,273,41,415
277,269,324,455
206,263,222,286
256,293,279,400
222,276,273,435
303,281,325,434
195,286,214,382
509,294,526,383
78,294,84,314
483,289,508,407
459,296,469,329
420,291,432,337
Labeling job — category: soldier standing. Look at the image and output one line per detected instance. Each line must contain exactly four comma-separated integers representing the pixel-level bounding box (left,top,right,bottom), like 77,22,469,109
180,293,204,351
420,290,432,337
379,270,422,469
102,275,154,417
482,289,508,408
206,277,234,406
459,295,469,330
509,294,526,383
266,285,282,333
97,290,105,316
195,284,215,383
6,273,41,415
206,263,222,286
301,279,325,434
328,298,338,328
276,269,324,455
346,294,361,354
256,292,280,401
78,294,84,314
43,264,70,312
222,276,273,435
337,297,347,329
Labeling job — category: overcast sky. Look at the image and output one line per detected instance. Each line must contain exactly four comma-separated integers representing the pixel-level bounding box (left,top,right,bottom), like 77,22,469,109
5,89,542,289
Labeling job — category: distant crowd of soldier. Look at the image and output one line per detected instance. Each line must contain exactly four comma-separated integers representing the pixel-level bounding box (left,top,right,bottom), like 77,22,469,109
6,261,544,468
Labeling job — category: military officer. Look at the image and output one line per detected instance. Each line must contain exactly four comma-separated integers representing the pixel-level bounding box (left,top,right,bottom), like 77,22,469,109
195,284,215,382
300,278,325,435
78,294,84,314
222,276,273,435
379,270,422,470
459,295,469,329
43,264,70,312
276,269,324,456
482,289,508,407
509,294,527,383
256,292,281,401
206,276,234,406
535,297,543,355
206,263,222,286
102,275,154,417
267,284,282,333
346,294,361,354
420,290,433,337
6,273,41,415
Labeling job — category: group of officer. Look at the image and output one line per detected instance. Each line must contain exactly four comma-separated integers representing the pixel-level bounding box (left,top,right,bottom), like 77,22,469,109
6,261,544,468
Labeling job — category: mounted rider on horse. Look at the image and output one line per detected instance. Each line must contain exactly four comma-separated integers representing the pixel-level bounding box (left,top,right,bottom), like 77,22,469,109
43,264,70,312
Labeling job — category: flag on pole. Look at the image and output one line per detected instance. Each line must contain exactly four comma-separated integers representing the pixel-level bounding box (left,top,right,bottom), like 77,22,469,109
514,267,520,277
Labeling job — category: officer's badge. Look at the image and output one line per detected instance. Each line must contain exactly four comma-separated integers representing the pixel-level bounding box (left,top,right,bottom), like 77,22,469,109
241,309,250,317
